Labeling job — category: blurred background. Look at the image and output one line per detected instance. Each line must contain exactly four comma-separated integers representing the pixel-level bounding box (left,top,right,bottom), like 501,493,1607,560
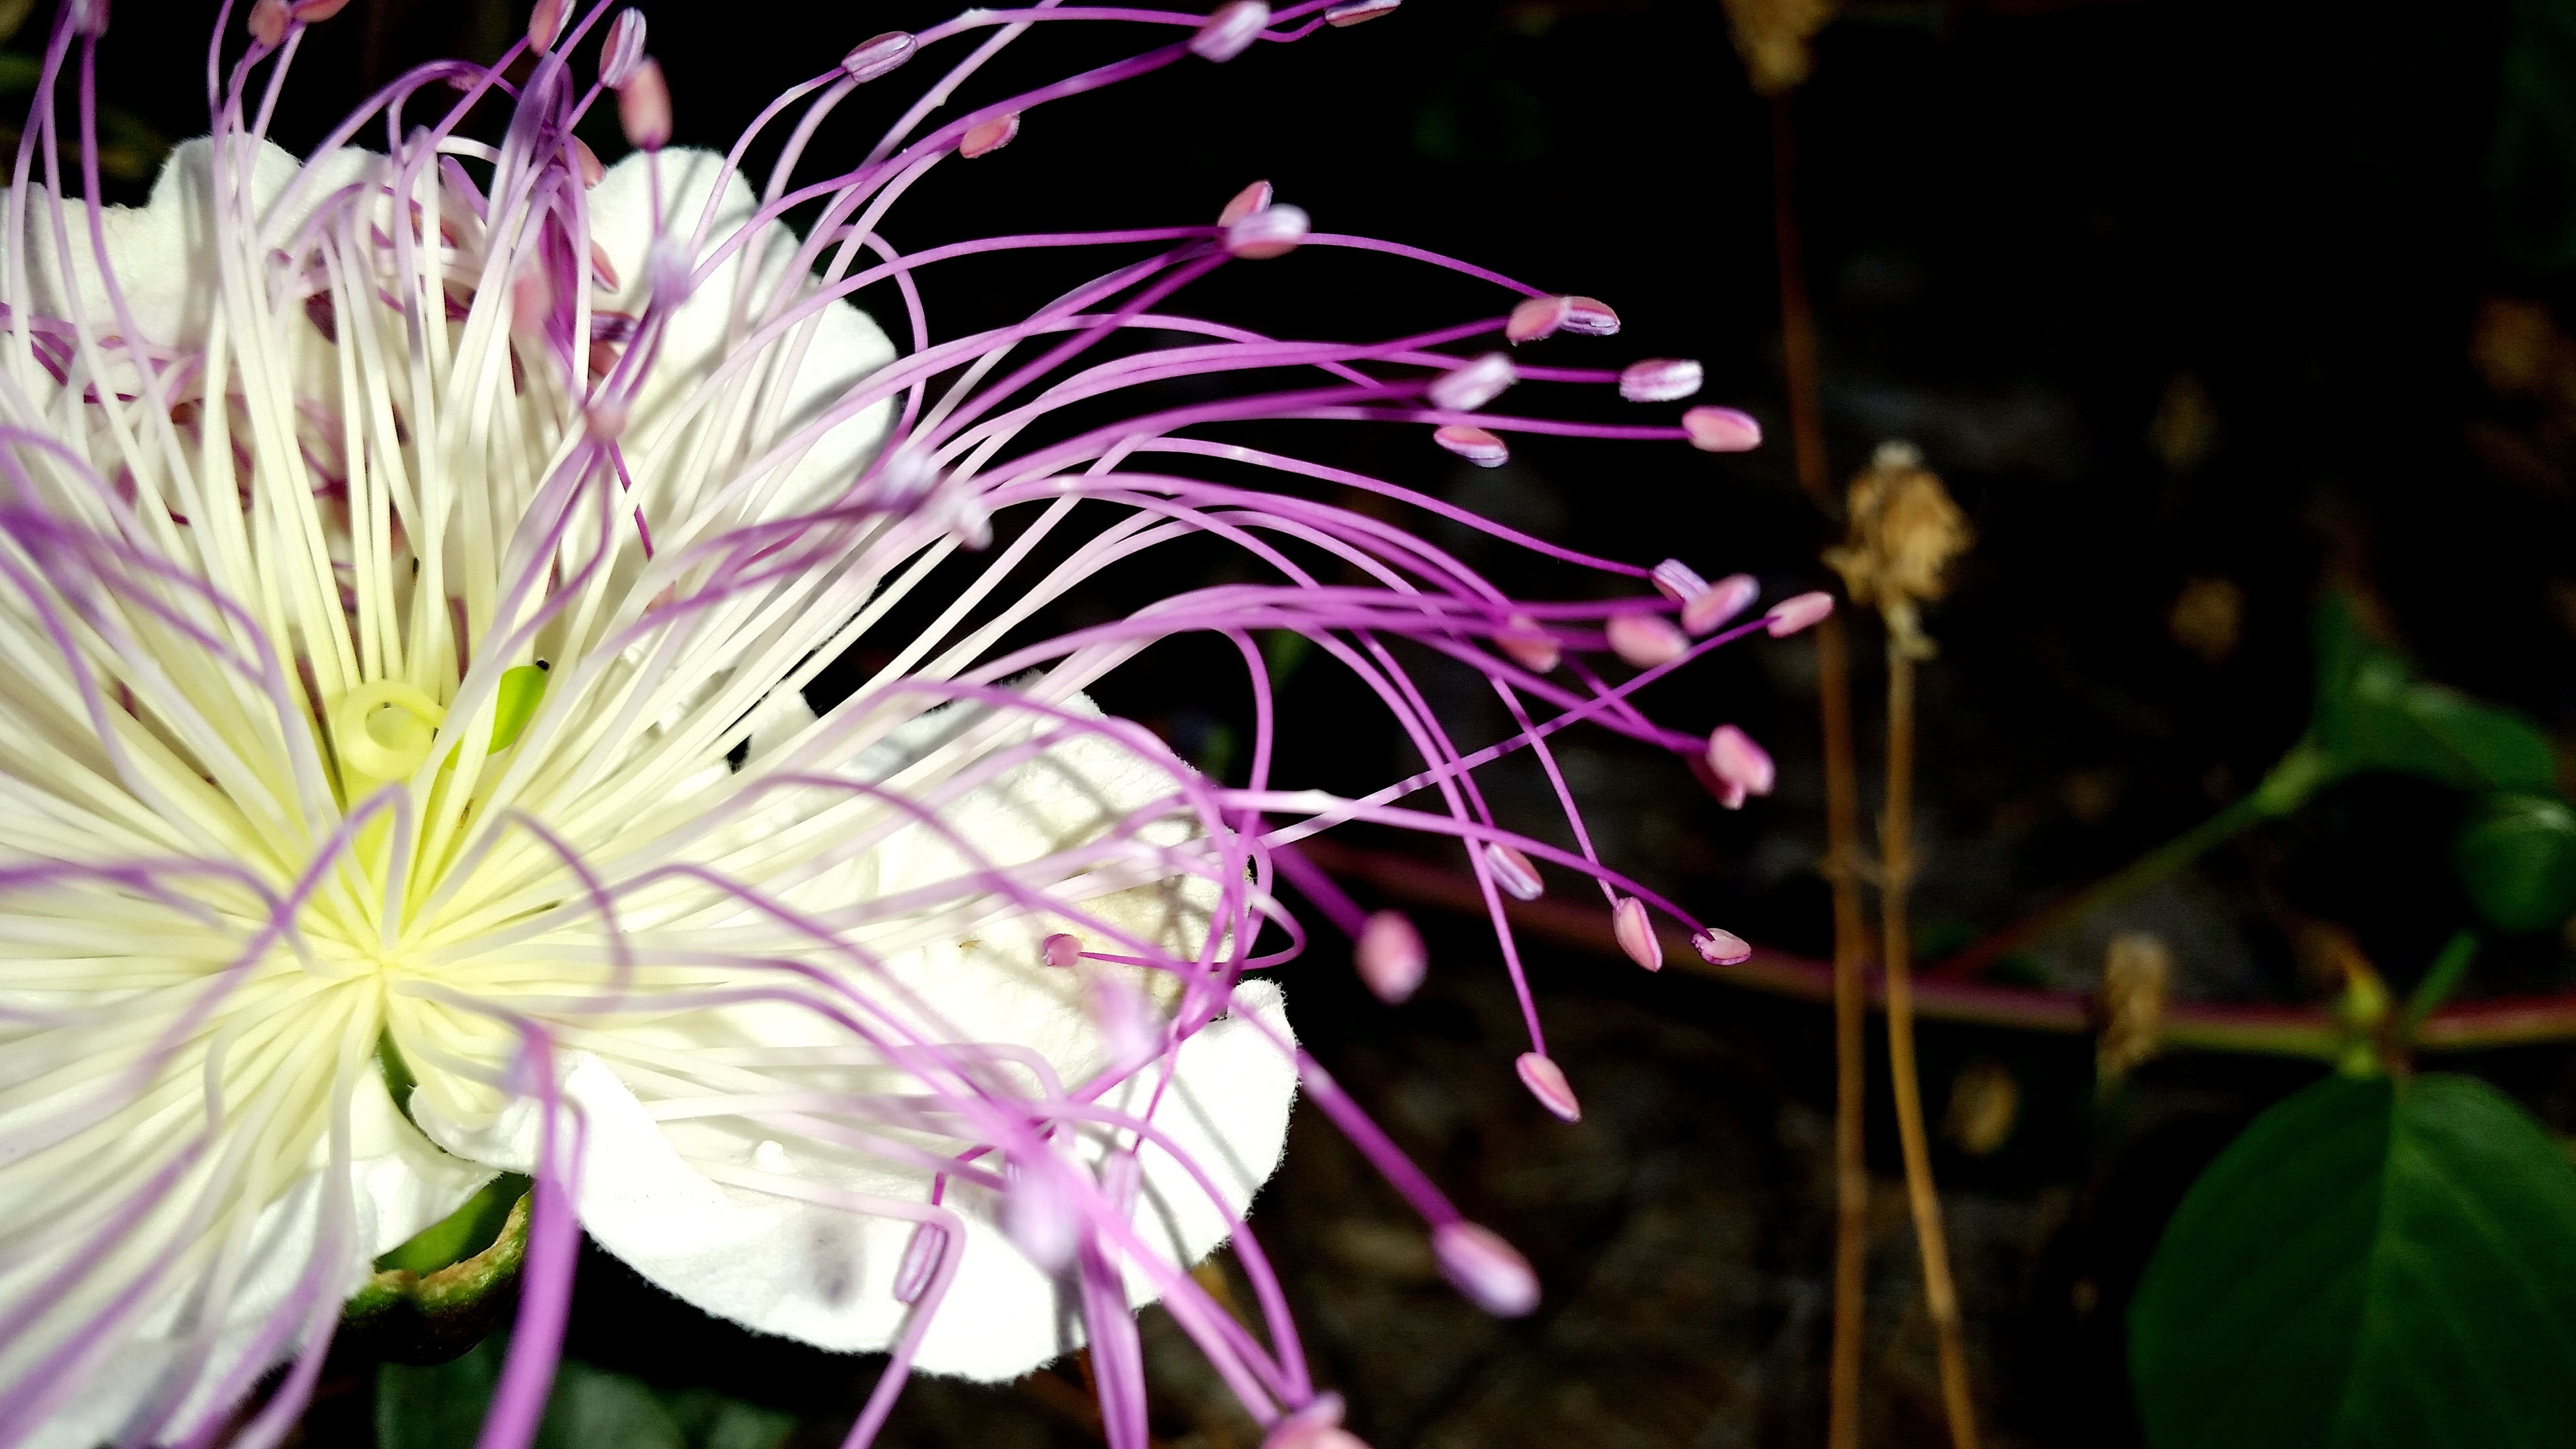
43,0,2576,1444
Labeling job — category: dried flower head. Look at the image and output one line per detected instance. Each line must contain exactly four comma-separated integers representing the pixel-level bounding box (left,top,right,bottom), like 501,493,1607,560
1823,439,1970,656
2097,931,2174,1080
1719,0,1836,96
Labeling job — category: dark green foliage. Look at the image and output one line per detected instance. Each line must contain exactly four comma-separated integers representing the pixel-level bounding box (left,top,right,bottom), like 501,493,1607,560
2131,1074,2576,1449
380,1337,795,1449
2453,793,2576,934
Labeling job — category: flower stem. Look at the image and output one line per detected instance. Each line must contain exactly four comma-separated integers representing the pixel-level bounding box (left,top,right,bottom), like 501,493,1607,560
1766,87,1868,1449
1927,746,2323,984
1881,644,1980,1449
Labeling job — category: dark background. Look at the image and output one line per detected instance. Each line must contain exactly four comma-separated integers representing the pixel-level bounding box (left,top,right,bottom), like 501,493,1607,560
44,0,2576,1443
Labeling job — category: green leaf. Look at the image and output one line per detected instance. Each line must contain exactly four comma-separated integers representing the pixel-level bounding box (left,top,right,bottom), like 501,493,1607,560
379,1336,792,1449
2309,596,2559,793
2455,793,2576,934
2130,1073,2576,1449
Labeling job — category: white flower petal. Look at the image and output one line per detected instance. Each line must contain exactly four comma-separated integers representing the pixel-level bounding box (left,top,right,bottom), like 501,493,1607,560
416,982,1293,1381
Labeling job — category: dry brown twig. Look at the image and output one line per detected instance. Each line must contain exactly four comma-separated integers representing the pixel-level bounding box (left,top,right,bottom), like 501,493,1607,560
1829,441,1979,1449
1723,4,1870,1439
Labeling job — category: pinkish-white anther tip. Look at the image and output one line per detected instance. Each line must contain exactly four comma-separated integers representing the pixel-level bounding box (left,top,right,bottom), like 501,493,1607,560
293,0,349,20
1683,405,1761,452
526,0,564,48
1764,591,1835,637
1691,927,1753,966
1680,923,1755,967
1684,573,1760,634
1001,1164,1077,1272
1429,352,1516,412
1651,558,1709,602
1607,612,1689,668
892,1220,947,1304
247,0,288,45
1355,910,1427,1004
1496,612,1560,673
1433,1221,1541,1317
1325,0,1400,24
1483,842,1544,902
68,0,108,35
1620,357,1704,403
584,401,628,442
843,31,917,82
1433,424,1509,467
1218,180,1273,226
961,113,1020,158
617,57,671,152
1224,204,1310,259
1040,932,1082,968
1612,896,1663,971
1562,296,1620,335
1516,1052,1582,1121
571,137,605,188
1260,1393,1351,1449
1506,295,1572,344
1191,0,1271,61
1705,724,1776,803
598,9,646,88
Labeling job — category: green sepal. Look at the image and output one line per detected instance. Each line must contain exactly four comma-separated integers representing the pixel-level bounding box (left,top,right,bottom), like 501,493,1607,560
343,1179,531,1365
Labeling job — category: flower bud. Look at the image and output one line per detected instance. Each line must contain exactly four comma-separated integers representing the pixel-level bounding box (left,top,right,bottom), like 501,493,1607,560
1428,352,1514,412
1691,927,1752,966
1482,841,1543,902
1433,424,1508,467
1218,179,1272,225
1704,724,1775,802
1606,612,1687,667
1355,910,1426,1004
1650,558,1708,602
1515,1051,1581,1121
1612,896,1661,971
1495,612,1559,673
1191,0,1271,61
1682,405,1761,452
892,1221,946,1303
1324,0,1400,24
961,112,1020,158
598,9,646,88
1682,573,1759,634
1432,1221,1539,1317
1505,295,1570,344
843,31,916,82
617,57,671,152
1561,296,1619,335
1224,203,1309,259
1763,591,1834,637
1619,357,1703,403
1041,932,1082,968
527,0,564,49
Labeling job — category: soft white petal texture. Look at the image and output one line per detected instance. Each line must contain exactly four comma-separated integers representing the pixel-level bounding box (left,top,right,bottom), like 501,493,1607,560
17,1075,491,1449
421,982,1294,1380
413,688,1297,1378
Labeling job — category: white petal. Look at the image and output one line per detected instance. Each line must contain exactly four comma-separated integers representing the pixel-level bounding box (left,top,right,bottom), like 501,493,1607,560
586,148,898,531
414,982,1295,1382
